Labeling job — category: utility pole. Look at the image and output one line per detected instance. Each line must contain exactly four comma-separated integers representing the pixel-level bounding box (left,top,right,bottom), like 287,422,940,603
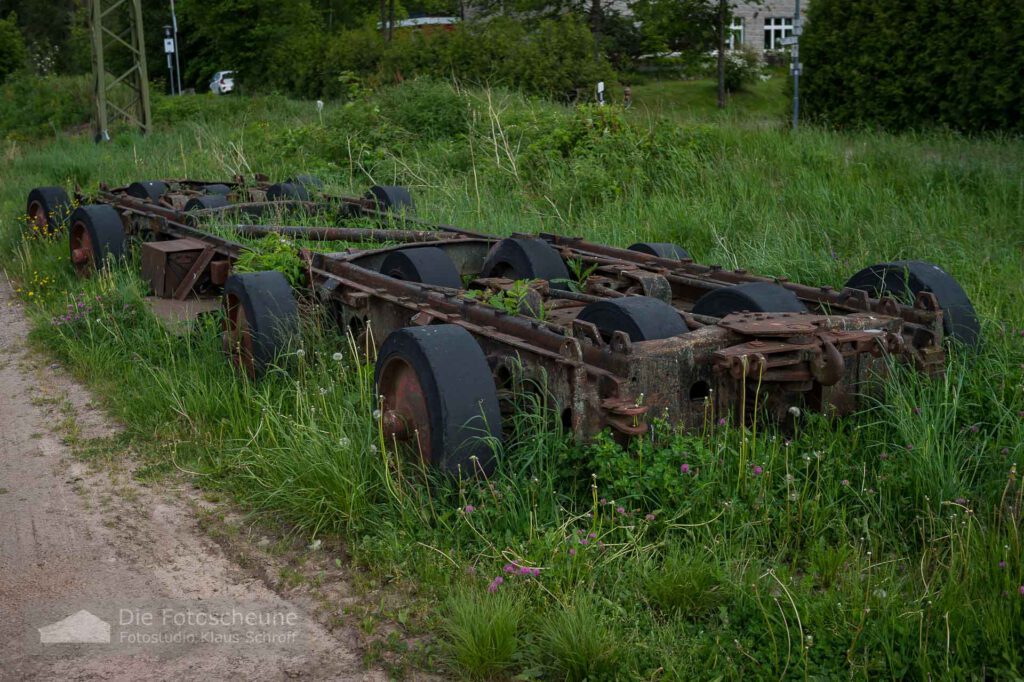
790,0,802,129
170,0,182,95
88,0,152,140
716,0,726,109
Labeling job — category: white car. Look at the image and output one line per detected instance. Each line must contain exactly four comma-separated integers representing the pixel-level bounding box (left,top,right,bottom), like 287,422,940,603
209,71,235,95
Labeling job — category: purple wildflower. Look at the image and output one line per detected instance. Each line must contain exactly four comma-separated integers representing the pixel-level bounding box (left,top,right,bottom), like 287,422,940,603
879,451,889,461
487,576,503,593
998,561,1006,569
569,548,576,557
1019,585,1024,596
464,504,475,514
718,417,726,426
503,563,515,574
616,506,625,514
519,566,532,575
580,538,589,546
955,497,967,506
841,479,850,486
645,513,656,521
906,444,914,451
752,465,763,476
588,532,596,539
466,565,477,575
530,568,541,577
680,463,691,474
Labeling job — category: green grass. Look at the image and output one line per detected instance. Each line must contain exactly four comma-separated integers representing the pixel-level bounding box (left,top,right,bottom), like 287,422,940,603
1,78,1023,679
631,75,789,125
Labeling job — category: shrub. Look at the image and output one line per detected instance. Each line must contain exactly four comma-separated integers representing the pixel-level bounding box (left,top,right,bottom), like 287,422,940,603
0,73,91,139
373,78,470,140
722,47,763,92
801,0,1024,132
232,234,305,286
320,16,616,101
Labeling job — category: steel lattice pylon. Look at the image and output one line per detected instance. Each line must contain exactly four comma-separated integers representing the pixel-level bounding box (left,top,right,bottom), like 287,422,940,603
89,0,152,140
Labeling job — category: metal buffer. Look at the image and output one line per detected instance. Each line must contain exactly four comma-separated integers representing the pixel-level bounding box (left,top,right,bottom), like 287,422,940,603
88,0,152,140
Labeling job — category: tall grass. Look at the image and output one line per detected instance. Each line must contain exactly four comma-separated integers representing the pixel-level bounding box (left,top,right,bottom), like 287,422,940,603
1,80,1022,678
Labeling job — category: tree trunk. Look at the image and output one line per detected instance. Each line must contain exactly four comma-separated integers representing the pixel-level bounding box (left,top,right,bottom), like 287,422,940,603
387,0,395,41
717,0,726,108
589,0,604,63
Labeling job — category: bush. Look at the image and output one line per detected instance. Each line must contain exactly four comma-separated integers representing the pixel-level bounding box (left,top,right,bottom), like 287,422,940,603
0,73,91,139
801,0,1024,132
320,16,616,101
722,47,763,92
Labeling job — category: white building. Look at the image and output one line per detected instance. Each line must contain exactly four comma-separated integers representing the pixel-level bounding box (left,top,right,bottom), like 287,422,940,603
729,0,808,53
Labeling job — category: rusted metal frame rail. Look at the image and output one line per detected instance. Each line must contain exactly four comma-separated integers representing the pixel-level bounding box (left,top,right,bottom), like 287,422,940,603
232,224,462,244
309,253,643,437
544,234,944,336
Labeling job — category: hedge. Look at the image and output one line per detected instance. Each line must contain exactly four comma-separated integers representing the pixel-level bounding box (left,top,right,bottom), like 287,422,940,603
800,0,1023,133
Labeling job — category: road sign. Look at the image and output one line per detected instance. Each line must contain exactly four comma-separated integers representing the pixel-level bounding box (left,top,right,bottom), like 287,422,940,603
163,38,175,54
780,36,799,46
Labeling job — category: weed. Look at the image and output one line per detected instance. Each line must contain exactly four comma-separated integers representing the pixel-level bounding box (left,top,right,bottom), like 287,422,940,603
441,588,524,679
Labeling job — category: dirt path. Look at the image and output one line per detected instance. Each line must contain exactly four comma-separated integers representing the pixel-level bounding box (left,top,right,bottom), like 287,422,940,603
0,275,381,681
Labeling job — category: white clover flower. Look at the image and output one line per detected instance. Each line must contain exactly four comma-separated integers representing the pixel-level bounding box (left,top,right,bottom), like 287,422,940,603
370,444,378,453
332,352,343,362
296,349,305,358
372,409,382,420
308,539,322,551
339,437,350,448
788,406,801,417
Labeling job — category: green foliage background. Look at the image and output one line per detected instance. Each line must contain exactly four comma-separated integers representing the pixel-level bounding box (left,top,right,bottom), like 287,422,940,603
801,0,1024,132
0,13,28,82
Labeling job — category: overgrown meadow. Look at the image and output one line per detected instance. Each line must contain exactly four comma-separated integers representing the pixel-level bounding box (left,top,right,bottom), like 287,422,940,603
2,80,1023,679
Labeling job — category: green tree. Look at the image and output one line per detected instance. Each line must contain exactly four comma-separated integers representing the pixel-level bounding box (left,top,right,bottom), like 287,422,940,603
0,13,28,82
176,0,323,90
630,0,718,54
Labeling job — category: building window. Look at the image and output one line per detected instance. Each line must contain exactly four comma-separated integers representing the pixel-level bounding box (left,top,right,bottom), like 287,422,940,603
727,17,744,50
763,16,793,50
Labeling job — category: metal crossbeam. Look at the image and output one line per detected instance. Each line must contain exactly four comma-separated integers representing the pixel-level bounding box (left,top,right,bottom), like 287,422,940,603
89,0,151,140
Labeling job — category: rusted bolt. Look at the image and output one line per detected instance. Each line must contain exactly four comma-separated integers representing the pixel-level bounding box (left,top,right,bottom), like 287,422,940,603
381,410,410,440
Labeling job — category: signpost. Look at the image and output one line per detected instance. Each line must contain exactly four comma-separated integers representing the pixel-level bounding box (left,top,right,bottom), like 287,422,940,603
164,26,176,95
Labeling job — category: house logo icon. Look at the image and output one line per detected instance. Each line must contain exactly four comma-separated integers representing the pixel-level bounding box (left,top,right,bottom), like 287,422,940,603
39,610,111,644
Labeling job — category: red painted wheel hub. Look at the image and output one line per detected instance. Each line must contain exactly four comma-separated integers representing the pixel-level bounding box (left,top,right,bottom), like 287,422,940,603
69,222,95,276
28,201,47,231
223,294,256,378
377,357,432,463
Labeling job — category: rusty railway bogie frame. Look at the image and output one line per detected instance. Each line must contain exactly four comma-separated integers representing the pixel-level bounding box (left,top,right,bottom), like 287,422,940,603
66,177,951,444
